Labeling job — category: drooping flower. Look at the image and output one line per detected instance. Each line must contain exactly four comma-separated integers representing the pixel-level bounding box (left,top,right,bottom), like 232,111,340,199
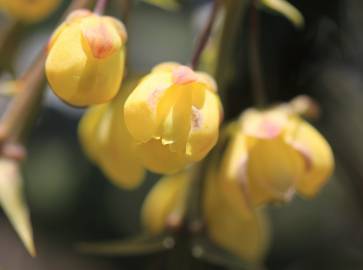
0,0,61,23
141,172,190,235
218,97,334,214
203,168,270,263
124,62,222,174
46,9,127,106
78,80,144,189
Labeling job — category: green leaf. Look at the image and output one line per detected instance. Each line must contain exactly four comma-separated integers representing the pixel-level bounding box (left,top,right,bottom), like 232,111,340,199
260,0,304,29
142,0,180,11
191,237,261,270
76,234,175,256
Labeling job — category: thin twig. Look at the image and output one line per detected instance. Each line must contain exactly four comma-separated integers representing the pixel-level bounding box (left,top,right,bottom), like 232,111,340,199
0,53,46,143
120,0,132,25
0,21,24,77
190,0,221,70
94,0,108,14
249,0,266,107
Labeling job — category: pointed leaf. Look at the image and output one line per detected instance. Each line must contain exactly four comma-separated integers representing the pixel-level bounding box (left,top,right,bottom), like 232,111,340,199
191,237,259,269
260,0,304,28
142,0,180,11
0,159,35,256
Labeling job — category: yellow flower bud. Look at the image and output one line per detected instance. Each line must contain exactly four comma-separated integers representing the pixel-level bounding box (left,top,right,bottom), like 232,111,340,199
46,10,127,106
203,169,270,263
124,62,222,174
219,100,334,213
141,173,190,235
78,81,144,189
0,0,61,23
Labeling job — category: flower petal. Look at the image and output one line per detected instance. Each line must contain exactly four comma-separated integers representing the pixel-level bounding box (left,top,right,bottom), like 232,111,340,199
247,137,304,205
97,91,145,189
136,139,188,174
241,108,288,139
124,71,173,143
161,87,192,154
78,104,107,162
285,118,334,197
204,169,269,263
142,173,190,235
218,133,254,218
186,91,220,161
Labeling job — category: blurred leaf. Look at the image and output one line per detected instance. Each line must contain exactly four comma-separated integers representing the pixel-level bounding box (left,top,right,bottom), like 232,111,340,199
260,0,304,28
142,0,180,11
77,233,175,256
191,237,262,270
0,159,35,256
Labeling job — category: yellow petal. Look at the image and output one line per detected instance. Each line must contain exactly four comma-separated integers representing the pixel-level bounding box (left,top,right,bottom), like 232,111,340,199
65,9,92,23
135,139,188,174
124,71,173,143
96,89,145,189
285,118,334,197
152,62,180,73
0,159,35,256
155,85,184,140
142,173,191,235
247,137,304,205
160,86,192,154
186,90,220,161
103,16,128,43
80,16,122,59
218,133,253,218
204,169,269,263
78,104,107,162
195,71,218,93
241,108,288,139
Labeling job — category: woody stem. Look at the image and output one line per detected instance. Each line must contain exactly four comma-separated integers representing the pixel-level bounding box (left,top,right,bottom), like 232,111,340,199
249,0,266,107
94,0,109,14
190,0,221,70
121,0,132,24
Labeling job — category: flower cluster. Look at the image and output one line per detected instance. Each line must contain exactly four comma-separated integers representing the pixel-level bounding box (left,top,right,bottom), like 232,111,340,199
139,97,333,263
40,5,334,267
0,0,339,264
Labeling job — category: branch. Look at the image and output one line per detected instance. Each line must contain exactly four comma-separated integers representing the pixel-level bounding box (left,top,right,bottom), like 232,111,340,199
249,0,266,107
190,0,221,70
